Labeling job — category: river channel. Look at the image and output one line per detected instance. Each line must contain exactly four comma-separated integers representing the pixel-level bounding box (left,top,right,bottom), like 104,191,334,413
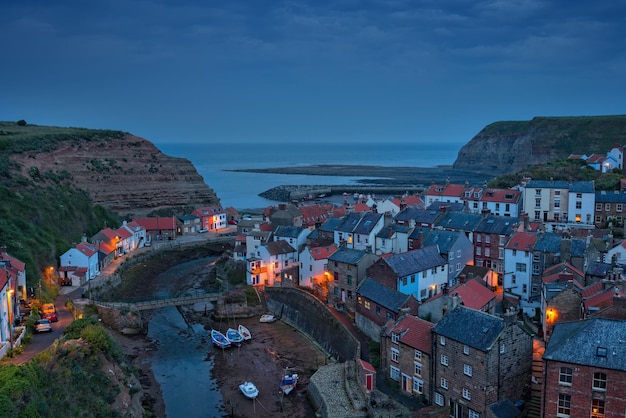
148,305,225,417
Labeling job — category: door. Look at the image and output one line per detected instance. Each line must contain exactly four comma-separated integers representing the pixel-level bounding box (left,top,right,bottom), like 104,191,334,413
401,374,411,392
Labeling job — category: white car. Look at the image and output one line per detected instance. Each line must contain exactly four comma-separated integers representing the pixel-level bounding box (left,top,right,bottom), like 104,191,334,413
198,228,208,233
35,319,52,333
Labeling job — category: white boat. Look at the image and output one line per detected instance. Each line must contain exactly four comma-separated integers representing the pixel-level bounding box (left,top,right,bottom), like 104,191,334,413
238,324,252,341
239,381,259,399
279,369,298,395
259,314,276,323
211,329,230,349
226,328,244,346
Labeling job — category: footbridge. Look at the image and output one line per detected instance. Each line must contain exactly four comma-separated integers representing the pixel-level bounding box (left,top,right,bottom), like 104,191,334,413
93,292,222,312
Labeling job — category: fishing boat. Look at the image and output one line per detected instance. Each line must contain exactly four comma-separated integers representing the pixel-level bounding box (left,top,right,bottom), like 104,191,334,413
226,327,244,346
279,368,298,395
238,324,252,341
239,381,259,399
259,314,276,323
211,329,230,349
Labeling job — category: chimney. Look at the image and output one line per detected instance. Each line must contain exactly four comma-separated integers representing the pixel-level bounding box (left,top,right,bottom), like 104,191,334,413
503,306,518,325
524,213,530,231
279,203,287,210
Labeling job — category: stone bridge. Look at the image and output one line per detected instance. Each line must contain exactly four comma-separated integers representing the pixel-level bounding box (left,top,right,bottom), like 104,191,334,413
92,292,222,312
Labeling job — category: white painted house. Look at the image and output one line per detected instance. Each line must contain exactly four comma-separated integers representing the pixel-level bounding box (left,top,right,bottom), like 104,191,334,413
59,241,100,281
299,245,337,289
503,231,538,315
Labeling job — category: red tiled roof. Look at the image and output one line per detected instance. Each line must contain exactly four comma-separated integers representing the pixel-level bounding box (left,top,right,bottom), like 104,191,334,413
426,183,465,197
76,242,98,257
115,227,132,239
310,246,338,260
386,315,433,354
100,227,119,241
391,195,424,207
133,217,176,230
0,269,7,291
353,203,372,213
581,282,604,298
300,204,330,226
543,262,585,278
359,359,376,374
506,231,537,250
586,153,606,163
480,188,520,202
260,223,273,232
584,287,624,310
0,251,25,271
449,279,496,310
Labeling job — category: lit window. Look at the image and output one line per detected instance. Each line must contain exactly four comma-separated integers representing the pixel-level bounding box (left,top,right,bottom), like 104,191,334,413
364,300,370,309
441,377,448,389
593,372,607,391
464,364,473,376
441,354,448,366
591,399,605,418
462,387,471,400
558,393,571,417
434,393,444,406
559,367,573,385
391,348,399,363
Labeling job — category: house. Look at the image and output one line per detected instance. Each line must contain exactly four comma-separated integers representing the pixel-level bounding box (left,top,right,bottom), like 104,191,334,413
541,318,626,418
299,203,332,229
273,225,310,254
246,240,298,287
244,229,273,261
114,225,133,256
394,207,443,228
327,247,379,314
520,179,595,226
424,181,466,207
191,206,226,231
355,278,419,342
418,276,497,323
426,201,466,213
582,282,626,317
366,246,448,302
351,212,385,252
413,228,474,285
541,270,584,340
473,215,519,277
608,143,625,173
433,211,482,243
586,153,619,172
315,217,342,244
594,190,626,228
0,246,26,301
298,245,337,299
133,217,177,241
478,188,522,218
267,203,303,227
374,223,411,255
380,314,434,402
375,194,424,216
59,241,100,283
176,214,201,234
503,231,538,307
431,306,532,418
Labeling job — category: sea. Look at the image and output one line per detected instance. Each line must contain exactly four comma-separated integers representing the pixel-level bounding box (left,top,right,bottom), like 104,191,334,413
157,141,464,210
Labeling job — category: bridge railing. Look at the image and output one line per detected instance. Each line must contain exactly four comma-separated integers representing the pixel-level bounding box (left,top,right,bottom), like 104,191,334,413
92,291,222,311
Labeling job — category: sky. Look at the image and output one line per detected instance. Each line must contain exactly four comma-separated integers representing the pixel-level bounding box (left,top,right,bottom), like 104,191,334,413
1,1,625,146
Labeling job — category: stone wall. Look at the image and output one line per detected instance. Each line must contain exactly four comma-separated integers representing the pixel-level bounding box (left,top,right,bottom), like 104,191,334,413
265,287,359,362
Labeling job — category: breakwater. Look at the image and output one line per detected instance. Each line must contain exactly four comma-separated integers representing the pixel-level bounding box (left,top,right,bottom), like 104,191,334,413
259,184,427,202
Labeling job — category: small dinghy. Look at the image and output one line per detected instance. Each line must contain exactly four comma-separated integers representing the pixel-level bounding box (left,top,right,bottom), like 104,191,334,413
238,324,252,341
239,381,259,399
279,368,298,395
226,327,244,346
259,314,276,323
211,329,230,349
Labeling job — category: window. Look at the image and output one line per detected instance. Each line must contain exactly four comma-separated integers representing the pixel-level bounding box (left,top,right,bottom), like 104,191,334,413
441,354,448,366
512,274,517,284
534,211,541,220
591,399,605,418
476,234,482,243
535,198,541,208
605,203,611,211
535,189,541,196
468,410,480,418
391,348,399,363
434,392,444,406
391,333,399,343
485,248,490,257
463,345,469,355
414,362,422,376
554,199,560,208
464,364,473,376
462,387,471,400
376,306,381,316
413,378,423,393
500,343,505,353
476,247,482,256
618,204,623,212
441,377,448,389
596,203,602,211
414,350,422,361
576,201,582,209
576,193,582,198
559,367,573,385
593,372,607,391
347,275,353,285
558,393,571,417
440,336,446,345
516,262,526,272
364,300,370,309
390,366,400,381
456,250,461,258
554,190,561,196
485,235,491,243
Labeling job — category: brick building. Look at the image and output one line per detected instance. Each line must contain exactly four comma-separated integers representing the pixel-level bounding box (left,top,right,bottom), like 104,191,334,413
542,318,626,418
327,247,379,314
432,306,533,417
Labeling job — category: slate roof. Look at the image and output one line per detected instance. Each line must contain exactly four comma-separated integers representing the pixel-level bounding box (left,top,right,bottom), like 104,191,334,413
381,223,410,238
328,247,369,265
488,399,522,418
384,246,446,277
422,229,461,254
274,225,304,239
586,261,611,277
524,180,595,193
353,212,383,235
265,240,296,256
425,201,466,212
543,318,626,371
335,213,363,233
475,215,519,235
433,305,504,351
394,208,442,225
319,217,342,233
434,212,482,232
595,190,626,203
533,233,562,253
357,278,411,313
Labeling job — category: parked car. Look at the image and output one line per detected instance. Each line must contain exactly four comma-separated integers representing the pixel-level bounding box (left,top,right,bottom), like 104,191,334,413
42,311,58,322
198,228,208,233
35,319,52,333
41,303,56,315
227,219,238,225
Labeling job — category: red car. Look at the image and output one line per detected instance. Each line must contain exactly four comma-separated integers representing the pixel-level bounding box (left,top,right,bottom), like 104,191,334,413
42,311,58,322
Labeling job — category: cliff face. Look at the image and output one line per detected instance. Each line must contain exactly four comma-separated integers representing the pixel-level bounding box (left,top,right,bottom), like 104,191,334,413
453,115,626,174
11,134,220,216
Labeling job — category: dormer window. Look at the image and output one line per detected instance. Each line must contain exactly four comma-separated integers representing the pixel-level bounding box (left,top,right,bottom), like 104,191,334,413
392,333,400,343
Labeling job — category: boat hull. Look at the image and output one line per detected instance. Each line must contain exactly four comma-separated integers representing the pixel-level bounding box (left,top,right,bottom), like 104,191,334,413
211,330,231,349
239,382,259,399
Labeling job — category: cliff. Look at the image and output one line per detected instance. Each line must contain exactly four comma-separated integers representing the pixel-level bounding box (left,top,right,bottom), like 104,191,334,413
7,128,220,216
453,115,626,174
